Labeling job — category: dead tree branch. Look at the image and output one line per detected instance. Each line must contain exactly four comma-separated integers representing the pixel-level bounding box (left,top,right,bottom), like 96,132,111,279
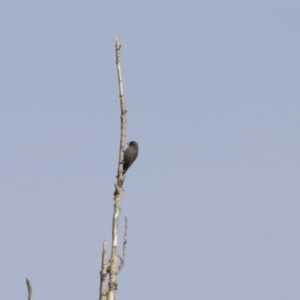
26,278,34,300
107,33,128,300
99,241,108,300
99,34,128,300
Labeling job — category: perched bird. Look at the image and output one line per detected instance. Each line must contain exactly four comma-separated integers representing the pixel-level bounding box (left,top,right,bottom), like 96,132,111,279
123,141,139,175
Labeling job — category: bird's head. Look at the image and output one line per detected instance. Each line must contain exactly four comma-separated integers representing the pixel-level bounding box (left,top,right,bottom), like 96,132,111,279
128,141,138,148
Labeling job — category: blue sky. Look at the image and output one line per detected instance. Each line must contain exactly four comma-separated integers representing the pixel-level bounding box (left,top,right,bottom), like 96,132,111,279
1,1,300,299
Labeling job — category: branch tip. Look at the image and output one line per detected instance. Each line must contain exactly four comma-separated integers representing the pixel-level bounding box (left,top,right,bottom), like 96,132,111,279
26,278,34,300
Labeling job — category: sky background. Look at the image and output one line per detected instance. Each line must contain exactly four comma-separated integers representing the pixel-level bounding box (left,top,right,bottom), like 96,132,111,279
1,1,300,299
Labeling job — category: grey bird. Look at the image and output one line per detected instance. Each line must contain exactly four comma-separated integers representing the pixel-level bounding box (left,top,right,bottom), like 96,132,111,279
123,141,139,175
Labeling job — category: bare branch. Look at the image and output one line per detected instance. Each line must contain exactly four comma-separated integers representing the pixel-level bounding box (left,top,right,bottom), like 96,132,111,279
26,278,34,300
115,33,127,187
118,216,128,273
107,34,128,300
99,241,108,300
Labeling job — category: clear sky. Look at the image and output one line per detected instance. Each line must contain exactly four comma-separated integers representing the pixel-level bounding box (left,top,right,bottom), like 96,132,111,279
1,1,300,299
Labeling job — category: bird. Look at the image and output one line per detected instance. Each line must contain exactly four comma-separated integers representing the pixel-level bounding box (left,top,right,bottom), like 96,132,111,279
123,141,139,175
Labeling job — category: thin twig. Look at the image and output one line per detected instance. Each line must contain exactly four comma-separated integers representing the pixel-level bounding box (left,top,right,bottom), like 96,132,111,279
118,216,128,273
26,278,34,300
99,241,108,300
